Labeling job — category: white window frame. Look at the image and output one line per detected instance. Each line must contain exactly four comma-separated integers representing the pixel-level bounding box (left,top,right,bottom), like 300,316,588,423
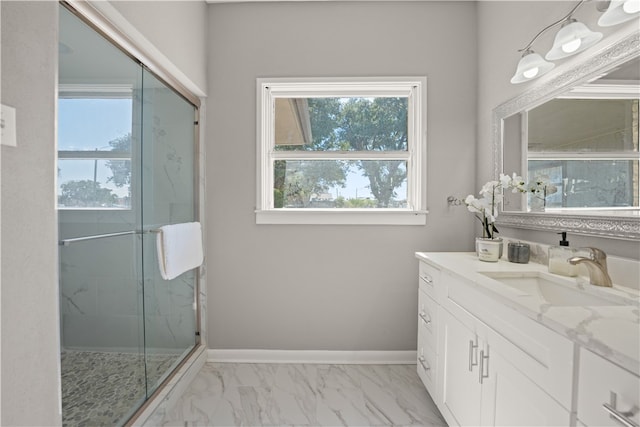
256,77,427,225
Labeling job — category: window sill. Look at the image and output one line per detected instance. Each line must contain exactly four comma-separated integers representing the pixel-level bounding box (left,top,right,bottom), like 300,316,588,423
255,209,428,225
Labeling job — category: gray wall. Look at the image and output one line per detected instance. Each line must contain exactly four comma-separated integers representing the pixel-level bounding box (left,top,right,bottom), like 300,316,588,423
1,1,208,424
476,1,640,260
206,1,478,351
110,0,208,96
1,2,62,425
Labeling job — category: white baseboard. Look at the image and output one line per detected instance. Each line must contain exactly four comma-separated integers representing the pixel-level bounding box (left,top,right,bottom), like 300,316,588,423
207,349,417,364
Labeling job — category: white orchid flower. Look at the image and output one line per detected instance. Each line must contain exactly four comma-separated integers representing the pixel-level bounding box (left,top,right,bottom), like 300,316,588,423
509,173,527,193
499,173,512,189
464,195,484,214
461,171,531,239
479,181,499,198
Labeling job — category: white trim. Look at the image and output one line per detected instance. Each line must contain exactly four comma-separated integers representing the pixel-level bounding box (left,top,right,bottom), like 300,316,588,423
528,152,640,160
256,77,427,225
256,209,427,225
58,151,130,159
563,81,640,99
206,0,429,3
59,83,133,98
270,151,410,161
65,0,205,102
207,349,418,365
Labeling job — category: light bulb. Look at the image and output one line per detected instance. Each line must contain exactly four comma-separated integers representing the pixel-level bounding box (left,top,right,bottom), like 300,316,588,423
523,67,539,79
623,0,640,14
511,50,554,84
562,38,582,53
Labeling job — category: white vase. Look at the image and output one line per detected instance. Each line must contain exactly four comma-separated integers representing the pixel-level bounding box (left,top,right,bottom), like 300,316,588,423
530,197,545,212
476,237,503,262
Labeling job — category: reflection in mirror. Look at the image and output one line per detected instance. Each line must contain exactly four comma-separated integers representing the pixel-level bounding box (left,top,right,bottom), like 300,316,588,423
494,31,640,239
504,85,639,212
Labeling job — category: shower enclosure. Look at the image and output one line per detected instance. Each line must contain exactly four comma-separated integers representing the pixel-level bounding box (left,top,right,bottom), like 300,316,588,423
57,4,200,425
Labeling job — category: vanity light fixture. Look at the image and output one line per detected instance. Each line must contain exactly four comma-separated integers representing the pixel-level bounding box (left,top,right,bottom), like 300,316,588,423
545,18,603,60
510,50,555,84
511,0,603,84
598,0,640,26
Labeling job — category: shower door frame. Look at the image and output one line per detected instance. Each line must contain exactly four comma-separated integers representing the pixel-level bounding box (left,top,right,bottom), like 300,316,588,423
58,1,204,424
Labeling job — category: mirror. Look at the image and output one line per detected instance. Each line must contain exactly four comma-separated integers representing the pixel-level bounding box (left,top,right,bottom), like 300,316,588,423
494,30,640,240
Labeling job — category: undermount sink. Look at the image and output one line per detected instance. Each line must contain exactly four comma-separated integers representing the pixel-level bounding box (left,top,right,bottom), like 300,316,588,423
479,271,623,307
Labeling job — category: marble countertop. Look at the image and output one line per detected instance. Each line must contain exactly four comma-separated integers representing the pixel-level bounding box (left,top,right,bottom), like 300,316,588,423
415,252,640,376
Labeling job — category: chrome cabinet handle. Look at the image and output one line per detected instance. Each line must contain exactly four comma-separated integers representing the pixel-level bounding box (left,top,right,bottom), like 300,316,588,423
468,338,478,372
603,403,639,427
418,356,430,372
603,392,639,427
479,348,489,384
421,274,433,285
419,311,431,325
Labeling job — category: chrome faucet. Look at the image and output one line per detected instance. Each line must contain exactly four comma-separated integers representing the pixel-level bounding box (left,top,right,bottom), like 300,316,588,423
569,247,613,287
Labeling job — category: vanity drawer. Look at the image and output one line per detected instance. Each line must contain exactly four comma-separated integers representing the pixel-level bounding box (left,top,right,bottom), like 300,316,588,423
418,261,440,301
417,328,437,397
577,348,640,427
418,289,437,346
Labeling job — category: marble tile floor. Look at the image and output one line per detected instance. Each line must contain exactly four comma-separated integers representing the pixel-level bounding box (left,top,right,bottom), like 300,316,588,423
159,363,447,426
61,350,178,427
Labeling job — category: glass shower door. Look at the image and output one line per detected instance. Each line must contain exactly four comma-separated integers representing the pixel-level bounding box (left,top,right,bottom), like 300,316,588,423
59,233,146,426
140,68,198,395
59,5,199,425
58,5,147,426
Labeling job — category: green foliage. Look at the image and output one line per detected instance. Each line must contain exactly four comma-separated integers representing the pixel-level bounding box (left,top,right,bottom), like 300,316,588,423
342,197,378,208
340,98,408,207
106,133,131,189
59,180,117,207
275,159,349,207
273,97,408,208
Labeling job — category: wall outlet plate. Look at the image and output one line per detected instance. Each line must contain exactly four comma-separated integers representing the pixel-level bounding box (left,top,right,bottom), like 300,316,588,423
1,104,17,147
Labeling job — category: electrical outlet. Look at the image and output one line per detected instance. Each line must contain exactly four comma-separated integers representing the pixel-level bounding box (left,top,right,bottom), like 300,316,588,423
1,104,17,147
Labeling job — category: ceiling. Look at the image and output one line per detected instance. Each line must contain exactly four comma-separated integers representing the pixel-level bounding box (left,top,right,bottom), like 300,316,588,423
204,0,440,3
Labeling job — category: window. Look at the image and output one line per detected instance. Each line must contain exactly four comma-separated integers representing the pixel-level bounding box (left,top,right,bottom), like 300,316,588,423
526,93,639,211
58,85,134,210
257,77,427,225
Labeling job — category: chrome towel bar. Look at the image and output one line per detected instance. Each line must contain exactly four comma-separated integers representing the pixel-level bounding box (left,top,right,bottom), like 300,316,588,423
59,229,161,246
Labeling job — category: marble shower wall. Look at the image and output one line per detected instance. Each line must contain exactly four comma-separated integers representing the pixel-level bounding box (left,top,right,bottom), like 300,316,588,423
59,233,143,350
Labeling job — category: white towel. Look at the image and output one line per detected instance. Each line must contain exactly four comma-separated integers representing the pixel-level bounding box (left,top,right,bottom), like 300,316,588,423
156,222,204,280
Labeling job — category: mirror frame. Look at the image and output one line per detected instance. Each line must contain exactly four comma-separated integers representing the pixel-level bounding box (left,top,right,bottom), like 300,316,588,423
493,30,640,241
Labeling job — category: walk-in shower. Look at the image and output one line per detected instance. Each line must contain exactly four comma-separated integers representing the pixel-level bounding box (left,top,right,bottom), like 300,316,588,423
57,4,200,425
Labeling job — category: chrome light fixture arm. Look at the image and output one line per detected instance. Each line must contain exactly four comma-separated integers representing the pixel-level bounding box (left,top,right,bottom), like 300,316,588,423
517,0,587,53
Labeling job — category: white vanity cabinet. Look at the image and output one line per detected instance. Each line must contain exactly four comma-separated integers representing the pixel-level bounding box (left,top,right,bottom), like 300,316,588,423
438,280,570,427
416,261,440,399
416,258,573,427
577,348,640,427
438,301,482,425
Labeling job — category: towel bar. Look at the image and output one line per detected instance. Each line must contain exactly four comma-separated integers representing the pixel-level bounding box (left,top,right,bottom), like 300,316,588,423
59,229,161,246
